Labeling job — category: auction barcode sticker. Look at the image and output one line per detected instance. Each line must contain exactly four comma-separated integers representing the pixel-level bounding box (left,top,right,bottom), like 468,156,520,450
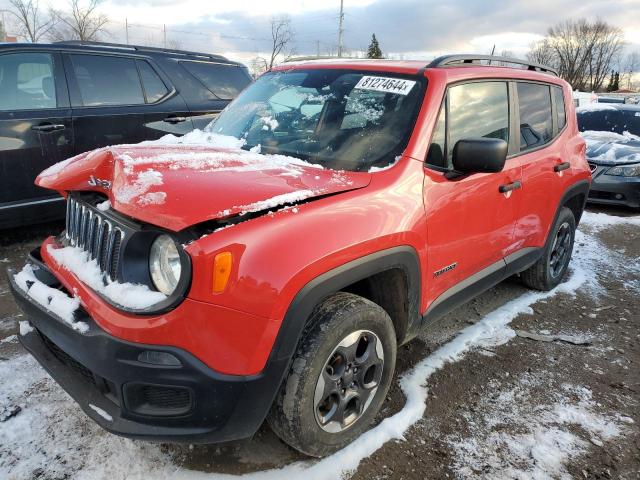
354,76,416,96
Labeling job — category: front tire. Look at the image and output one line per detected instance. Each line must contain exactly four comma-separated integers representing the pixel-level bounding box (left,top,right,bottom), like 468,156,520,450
267,292,397,457
521,207,576,291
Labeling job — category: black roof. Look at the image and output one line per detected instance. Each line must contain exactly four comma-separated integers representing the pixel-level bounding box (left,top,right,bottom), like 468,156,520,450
0,40,244,67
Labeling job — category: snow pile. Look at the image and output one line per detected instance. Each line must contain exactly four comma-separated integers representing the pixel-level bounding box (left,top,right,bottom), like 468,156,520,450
18,321,34,336
576,103,618,113
143,130,247,149
581,130,640,165
581,210,640,231
13,264,87,333
89,404,113,422
46,245,166,310
96,199,111,211
114,168,165,205
261,116,279,131
581,130,640,144
117,149,324,179
137,191,167,206
129,129,325,176
232,190,316,215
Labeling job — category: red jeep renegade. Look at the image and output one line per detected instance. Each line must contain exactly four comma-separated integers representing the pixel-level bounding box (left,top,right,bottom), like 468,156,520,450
9,55,590,457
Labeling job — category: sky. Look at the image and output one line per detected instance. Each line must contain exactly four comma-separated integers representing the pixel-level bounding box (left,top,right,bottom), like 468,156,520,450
1,0,640,67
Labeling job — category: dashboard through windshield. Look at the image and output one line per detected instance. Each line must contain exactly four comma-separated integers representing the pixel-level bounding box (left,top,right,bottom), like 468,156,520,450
209,68,425,172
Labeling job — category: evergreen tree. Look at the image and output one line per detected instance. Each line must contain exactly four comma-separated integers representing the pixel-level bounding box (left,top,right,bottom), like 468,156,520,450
606,70,615,92
367,34,383,59
612,71,620,91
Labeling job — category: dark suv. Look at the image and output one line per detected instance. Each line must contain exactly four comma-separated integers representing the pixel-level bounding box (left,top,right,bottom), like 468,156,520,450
0,41,252,228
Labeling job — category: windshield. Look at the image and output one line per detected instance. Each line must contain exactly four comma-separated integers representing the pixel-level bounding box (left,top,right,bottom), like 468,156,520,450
577,108,640,136
208,69,425,171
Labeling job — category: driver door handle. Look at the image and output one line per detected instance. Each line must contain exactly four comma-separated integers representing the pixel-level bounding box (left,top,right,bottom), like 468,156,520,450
499,181,522,193
31,123,65,132
163,116,187,124
554,162,571,172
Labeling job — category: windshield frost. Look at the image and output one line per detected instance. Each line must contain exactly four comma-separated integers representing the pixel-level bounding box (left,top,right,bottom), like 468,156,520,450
208,69,424,171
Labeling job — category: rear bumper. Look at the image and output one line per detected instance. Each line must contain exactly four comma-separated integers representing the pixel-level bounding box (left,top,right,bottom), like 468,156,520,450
588,166,640,209
7,259,289,443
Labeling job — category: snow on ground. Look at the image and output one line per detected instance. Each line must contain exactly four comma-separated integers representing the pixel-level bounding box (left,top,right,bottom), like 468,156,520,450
46,245,166,310
448,381,629,479
0,212,636,479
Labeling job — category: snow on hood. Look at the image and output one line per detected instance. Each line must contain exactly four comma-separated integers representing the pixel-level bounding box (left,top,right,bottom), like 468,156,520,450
36,131,371,231
580,130,640,165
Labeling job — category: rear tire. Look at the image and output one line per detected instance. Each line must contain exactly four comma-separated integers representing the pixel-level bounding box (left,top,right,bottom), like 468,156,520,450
521,207,576,291
267,292,397,457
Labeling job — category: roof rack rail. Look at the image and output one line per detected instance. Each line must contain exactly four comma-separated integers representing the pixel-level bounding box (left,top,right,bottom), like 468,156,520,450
427,54,558,76
53,40,230,62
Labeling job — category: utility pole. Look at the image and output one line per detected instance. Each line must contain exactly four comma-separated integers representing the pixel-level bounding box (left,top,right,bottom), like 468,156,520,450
163,24,167,48
316,40,320,58
125,18,130,44
337,0,344,57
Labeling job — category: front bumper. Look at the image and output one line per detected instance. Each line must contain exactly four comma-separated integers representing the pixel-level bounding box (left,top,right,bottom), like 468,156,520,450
7,257,289,443
588,164,640,209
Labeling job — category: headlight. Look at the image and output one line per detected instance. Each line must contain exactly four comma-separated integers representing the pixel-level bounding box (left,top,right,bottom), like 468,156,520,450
605,164,640,177
149,235,182,295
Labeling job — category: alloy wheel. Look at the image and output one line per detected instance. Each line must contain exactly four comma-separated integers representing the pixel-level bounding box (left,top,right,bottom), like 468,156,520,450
549,221,572,278
313,330,384,433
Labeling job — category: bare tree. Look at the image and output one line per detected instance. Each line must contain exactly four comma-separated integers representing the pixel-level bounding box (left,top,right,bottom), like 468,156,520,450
623,51,639,90
49,0,108,42
527,38,557,68
533,19,624,91
268,15,294,69
249,56,268,78
7,0,55,43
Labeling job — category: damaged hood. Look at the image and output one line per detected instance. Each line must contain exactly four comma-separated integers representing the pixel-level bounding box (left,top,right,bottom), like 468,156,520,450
36,144,371,231
581,130,640,166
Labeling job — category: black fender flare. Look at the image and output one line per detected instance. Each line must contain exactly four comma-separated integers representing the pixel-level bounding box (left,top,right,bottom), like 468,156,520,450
270,245,422,365
558,179,590,226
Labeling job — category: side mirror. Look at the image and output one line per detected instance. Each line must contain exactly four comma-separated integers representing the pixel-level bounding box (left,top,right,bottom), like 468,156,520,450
451,138,508,174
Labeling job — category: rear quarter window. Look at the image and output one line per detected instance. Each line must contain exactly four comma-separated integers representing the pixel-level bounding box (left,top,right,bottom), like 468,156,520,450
553,86,566,130
70,54,145,106
180,61,251,100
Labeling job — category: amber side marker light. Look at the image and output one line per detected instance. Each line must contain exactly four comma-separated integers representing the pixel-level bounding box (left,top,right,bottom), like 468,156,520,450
213,252,233,293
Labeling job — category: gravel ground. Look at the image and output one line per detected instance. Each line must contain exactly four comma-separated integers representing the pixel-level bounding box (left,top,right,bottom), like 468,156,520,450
0,205,638,480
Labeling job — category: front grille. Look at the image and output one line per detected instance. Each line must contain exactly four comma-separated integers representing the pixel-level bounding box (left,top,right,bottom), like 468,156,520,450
65,196,124,281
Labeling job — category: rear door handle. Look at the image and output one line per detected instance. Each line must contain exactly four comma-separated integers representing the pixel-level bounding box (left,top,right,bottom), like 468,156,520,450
163,116,187,124
31,123,65,132
554,162,570,172
499,181,522,193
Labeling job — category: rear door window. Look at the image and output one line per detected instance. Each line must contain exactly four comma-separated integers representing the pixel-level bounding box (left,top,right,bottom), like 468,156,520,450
517,82,552,150
180,61,251,100
0,52,57,111
70,54,145,107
